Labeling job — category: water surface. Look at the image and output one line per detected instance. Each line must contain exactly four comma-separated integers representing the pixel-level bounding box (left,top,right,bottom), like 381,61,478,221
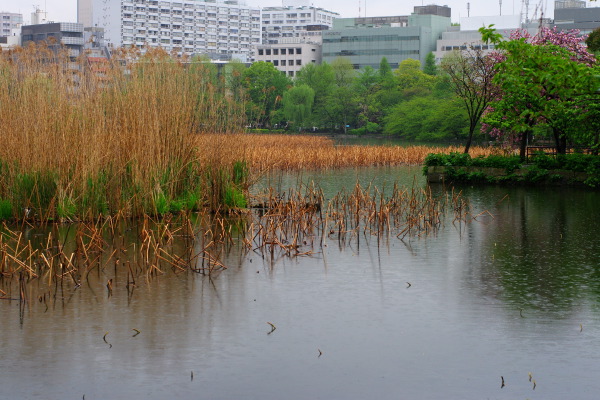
1,167,599,400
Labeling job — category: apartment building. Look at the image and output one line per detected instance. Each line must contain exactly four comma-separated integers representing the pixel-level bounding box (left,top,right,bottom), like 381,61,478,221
0,12,23,37
261,2,338,45
91,0,261,61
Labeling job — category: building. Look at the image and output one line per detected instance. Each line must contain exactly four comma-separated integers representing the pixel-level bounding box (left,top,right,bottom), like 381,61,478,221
78,0,94,27
21,22,85,59
322,6,451,69
254,40,321,77
414,5,451,18
554,5,600,35
555,0,586,9
261,3,339,45
91,0,261,61
1,12,23,37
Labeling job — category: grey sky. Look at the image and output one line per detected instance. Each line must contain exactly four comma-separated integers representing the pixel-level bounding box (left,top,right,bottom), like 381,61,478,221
0,0,590,26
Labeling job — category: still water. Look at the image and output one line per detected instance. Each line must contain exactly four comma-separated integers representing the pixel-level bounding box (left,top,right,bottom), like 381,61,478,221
1,166,600,400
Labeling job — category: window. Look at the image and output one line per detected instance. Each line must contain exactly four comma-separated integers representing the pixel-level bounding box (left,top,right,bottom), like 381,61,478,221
266,49,271,55
258,49,263,55
288,71,294,76
288,48,294,54
281,48,286,55
273,49,278,55
296,48,302,54
296,59,301,66
273,60,279,66
281,60,286,66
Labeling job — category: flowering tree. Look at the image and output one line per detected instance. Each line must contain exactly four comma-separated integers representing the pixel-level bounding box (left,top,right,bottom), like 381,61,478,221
480,26,599,158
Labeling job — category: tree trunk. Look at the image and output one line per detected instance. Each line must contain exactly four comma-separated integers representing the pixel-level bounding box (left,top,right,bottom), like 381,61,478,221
552,128,568,155
519,130,529,162
463,121,477,154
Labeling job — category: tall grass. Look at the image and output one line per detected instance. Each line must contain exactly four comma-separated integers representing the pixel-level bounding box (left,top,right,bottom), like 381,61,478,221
0,44,247,220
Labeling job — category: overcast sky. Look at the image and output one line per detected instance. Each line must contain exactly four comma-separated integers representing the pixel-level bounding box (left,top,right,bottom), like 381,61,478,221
1,0,597,25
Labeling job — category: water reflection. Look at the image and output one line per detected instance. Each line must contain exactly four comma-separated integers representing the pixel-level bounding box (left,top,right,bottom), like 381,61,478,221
1,167,600,399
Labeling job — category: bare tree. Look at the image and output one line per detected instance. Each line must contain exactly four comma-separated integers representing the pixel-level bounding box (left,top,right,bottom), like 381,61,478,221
441,47,498,153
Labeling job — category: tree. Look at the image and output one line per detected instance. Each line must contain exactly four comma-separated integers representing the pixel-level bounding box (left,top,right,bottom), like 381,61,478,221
480,26,599,156
330,57,357,133
282,84,315,130
242,61,291,128
353,66,381,132
586,27,600,53
295,62,335,128
395,58,436,99
441,47,497,153
423,52,438,76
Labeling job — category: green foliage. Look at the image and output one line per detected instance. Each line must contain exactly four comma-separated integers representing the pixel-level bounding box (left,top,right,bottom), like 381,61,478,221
223,185,247,208
283,84,315,129
423,52,438,76
57,196,77,220
384,96,468,140
586,27,600,53
424,152,600,187
243,61,291,128
82,171,109,216
488,30,599,155
13,171,57,212
154,191,169,216
0,198,12,220
348,122,381,135
232,160,249,186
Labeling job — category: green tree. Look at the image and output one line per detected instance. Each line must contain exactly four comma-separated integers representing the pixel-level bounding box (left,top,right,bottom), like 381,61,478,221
423,52,438,75
329,57,358,133
354,66,381,132
282,84,315,131
481,26,600,155
243,61,291,128
295,62,336,128
586,27,600,53
395,59,436,99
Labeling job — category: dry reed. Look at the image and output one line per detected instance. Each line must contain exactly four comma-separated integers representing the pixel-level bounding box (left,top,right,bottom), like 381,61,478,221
195,134,499,173
0,44,246,220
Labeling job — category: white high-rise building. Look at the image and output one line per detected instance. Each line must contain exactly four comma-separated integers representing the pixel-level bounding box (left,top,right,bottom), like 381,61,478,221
261,4,339,44
91,0,261,60
78,0,94,27
0,12,23,37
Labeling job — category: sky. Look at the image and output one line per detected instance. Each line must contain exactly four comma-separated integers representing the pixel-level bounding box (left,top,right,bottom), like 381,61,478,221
1,0,597,25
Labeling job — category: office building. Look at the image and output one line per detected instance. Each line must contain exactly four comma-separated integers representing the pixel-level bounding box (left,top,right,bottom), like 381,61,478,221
21,22,85,59
555,0,586,9
322,6,451,69
554,5,600,34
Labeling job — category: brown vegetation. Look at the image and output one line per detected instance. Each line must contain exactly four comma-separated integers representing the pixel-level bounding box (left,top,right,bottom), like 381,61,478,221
195,134,498,172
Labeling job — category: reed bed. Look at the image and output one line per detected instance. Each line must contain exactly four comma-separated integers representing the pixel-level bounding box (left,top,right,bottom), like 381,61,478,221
0,44,246,221
0,183,474,303
195,134,499,172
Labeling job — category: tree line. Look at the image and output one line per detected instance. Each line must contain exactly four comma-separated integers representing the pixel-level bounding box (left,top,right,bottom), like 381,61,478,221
229,25,600,155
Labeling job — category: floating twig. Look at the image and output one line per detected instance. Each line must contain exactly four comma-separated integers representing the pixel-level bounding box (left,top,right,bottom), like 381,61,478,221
267,322,276,334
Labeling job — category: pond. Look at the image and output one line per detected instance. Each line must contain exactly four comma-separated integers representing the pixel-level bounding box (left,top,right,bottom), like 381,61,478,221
1,166,599,400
